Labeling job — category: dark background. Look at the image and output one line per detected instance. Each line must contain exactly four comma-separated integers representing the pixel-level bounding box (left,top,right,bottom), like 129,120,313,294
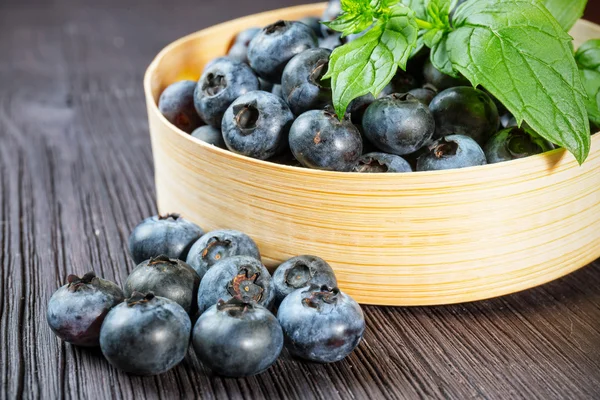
0,1,599,399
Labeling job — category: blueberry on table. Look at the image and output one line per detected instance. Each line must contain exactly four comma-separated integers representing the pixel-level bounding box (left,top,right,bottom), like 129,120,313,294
272,255,338,306
407,85,437,106
186,229,261,279
417,134,487,171
248,20,318,84
277,285,365,363
158,80,203,134
289,109,363,171
221,90,294,160
423,59,469,91
197,255,275,314
299,16,324,38
192,299,283,377
282,48,333,116
429,86,499,145
99,292,191,376
194,58,259,128
47,272,124,347
484,127,554,164
353,152,412,173
128,213,203,265
191,125,226,149
227,27,261,63
124,255,200,314
363,94,435,156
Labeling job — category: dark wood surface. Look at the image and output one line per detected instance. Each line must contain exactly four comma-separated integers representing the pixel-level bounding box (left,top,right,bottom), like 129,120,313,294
1,0,599,399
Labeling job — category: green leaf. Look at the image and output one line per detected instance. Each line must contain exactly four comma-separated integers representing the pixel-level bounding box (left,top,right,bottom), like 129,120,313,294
401,0,427,19
448,0,590,164
324,0,377,36
324,4,419,118
430,34,457,76
575,39,600,125
425,0,457,28
542,0,587,32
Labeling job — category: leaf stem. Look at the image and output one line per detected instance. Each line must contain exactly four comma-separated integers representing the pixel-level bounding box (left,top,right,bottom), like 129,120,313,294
416,18,434,30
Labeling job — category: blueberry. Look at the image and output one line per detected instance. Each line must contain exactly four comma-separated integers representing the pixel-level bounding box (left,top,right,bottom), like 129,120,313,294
363,93,435,156
259,78,274,92
191,125,226,148
500,113,517,128
353,152,412,173
47,272,124,347
272,255,338,306
124,255,200,314
221,91,294,160
484,127,554,164
318,33,346,50
299,16,324,38
194,58,259,128
128,213,204,265
228,27,261,63
429,87,499,145
271,84,283,98
158,80,203,133
417,134,487,171
282,48,332,115
321,0,342,37
407,85,437,106
277,285,365,363
186,229,261,280
99,293,191,376
197,255,275,314
192,299,283,377
289,109,362,171
423,59,469,91
248,20,318,84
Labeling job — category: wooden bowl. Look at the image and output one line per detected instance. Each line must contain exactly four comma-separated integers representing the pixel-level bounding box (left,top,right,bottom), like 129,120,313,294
144,3,600,306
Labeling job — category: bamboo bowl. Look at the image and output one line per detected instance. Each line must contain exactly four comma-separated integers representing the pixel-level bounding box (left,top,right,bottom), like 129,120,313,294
144,3,600,306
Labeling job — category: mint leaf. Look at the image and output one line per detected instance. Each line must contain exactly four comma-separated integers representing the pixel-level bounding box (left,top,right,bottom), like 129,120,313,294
575,39,600,126
401,0,427,19
425,0,456,28
323,0,377,36
430,34,456,76
448,0,590,164
324,4,419,118
542,0,587,32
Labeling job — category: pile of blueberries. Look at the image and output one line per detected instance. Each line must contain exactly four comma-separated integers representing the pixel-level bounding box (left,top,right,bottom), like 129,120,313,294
158,0,555,173
47,213,365,377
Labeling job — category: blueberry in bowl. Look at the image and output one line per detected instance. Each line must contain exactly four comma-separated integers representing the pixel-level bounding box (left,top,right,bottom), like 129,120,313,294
158,80,203,134
227,27,260,63
128,213,203,265
417,135,487,171
423,59,470,91
247,20,318,84
99,292,191,376
353,152,413,173
272,255,338,306
191,125,226,148
124,255,200,315
197,255,275,314
484,126,555,164
298,16,324,38
277,284,365,363
221,90,294,160
194,57,259,128
186,229,261,280
47,272,124,347
289,109,363,171
192,298,283,377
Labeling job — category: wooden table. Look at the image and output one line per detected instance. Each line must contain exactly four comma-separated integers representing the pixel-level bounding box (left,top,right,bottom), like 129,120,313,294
1,1,599,398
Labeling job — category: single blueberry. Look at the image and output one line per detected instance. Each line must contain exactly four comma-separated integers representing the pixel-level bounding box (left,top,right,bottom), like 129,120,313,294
100,293,191,376
194,58,259,128
227,27,261,63
277,285,365,363
158,80,203,133
186,229,261,280
429,86,499,145
191,125,226,149
423,60,469,91
47,272,124,347
383,70,419,95
192,299,283,377
282,48,333,116
248,20,318,84
197,255,275,314
353,152,412,173
484,127,554,164
271,84,283,99
363,93,435,156
124,255,200,314
407,85,437,106
272,255,337,306
128,213,204,265
417,134,487,171
318,33,346,50
289,109,363,171
299,16,324,38
221,90,294,160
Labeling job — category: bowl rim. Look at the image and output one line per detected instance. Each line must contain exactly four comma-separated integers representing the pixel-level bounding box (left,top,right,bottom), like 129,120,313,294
143,3,599,178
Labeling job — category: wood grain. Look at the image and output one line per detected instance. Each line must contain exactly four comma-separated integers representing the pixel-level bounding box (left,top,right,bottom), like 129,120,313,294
0,0,599,399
